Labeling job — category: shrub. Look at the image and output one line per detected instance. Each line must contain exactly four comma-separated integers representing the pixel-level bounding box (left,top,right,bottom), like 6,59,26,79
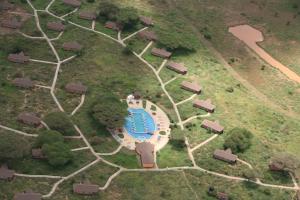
44,112,75,136
122,46,133,55
169,139,186,150
224,127,253,153
225,87,234,93
242,169,260,181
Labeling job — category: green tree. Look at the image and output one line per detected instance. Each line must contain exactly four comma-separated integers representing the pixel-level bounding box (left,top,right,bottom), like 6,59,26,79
0,134,30,162
34,130,64,148
91,94,128,129
224,127,253,153
97,1,120,21
116,7,139,30
44,112,75,136
42,142,73,167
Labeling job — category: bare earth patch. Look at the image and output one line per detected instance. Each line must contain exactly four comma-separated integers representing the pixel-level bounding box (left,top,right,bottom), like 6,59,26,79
229,24,300,84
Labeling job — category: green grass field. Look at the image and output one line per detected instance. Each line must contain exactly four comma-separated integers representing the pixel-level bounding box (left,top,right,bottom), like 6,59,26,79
0,0,299,199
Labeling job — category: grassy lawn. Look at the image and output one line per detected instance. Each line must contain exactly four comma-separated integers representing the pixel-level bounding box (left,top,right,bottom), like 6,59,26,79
50,170,296,200
30,0,52,10
157,142,192,168
159,0,300,115
185,170,295,200
48,0,75,16
0,177,56,200
103,148,141,169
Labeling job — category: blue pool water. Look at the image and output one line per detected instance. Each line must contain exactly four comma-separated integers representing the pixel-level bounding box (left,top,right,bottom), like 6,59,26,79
124,108,156,141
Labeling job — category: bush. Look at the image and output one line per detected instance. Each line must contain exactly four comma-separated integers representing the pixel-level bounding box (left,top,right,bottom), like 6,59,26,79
169,139,186,150
224,127,253,153
225,87,234,93
42,142,73,167
122,46,133,55
242,169,260,181
44,112,75,136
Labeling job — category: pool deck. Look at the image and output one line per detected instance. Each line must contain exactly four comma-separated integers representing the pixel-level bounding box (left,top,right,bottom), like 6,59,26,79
111,99,171,151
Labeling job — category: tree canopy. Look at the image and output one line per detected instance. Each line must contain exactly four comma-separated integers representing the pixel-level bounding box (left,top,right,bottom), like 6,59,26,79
44,112,75,136
0,133,30,162
116,7,139,30
42,142,73,167
223,127,253,153
91,94,128,129
97,1,120,21
34,130,64,148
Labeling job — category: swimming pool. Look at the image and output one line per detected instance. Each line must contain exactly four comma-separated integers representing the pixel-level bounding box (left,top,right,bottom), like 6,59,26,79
124,108,156,141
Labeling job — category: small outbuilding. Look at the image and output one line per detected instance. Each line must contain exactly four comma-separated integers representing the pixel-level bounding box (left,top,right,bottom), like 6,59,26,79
0,165,15,181
166,61,187,75
62,41,82,51
136,142,155,168
213,149,237,164
268,162,284,172
1,18,21,29
0,1,14,10
140,16,154,26
180,81,201,94
201,119,224,133
65,82,87,94
47,22,65,32
17,112,41,127
133,91,141,100
14,191,42,200
138,30,157,41
13,78,34,89
151,48,172,59
296,191,300,200
31,148,46,159
217,192,229,200
8,52,30,63
79,11,96,20
193,99,215,113
8,51,30,63
73,183,99,195
63,0,81,7
105,21,122,31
